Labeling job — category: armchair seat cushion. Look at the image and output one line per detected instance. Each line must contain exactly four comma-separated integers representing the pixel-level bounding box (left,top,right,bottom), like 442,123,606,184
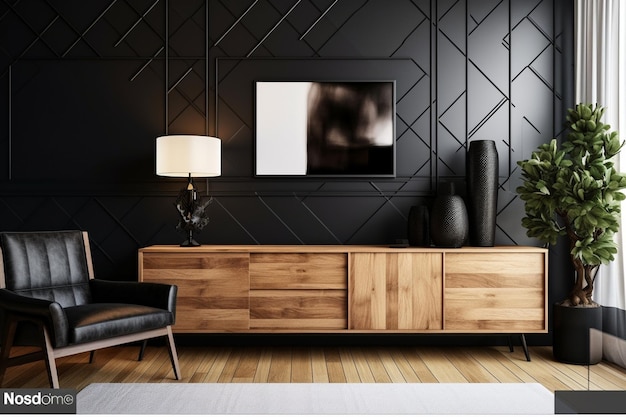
64,303,174,345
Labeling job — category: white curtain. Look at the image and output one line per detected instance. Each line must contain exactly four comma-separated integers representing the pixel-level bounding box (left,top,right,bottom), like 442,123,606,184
575,0,626,368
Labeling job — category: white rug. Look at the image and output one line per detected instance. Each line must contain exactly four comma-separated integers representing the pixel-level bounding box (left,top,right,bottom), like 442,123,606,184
77,383,554,415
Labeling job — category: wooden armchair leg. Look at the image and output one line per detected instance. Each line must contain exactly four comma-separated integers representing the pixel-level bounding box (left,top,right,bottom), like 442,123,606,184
89,351,96,363
41,327,59,389
165,326,181,380
0,318,18,387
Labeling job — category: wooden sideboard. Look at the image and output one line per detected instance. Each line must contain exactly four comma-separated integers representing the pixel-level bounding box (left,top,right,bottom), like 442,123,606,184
138,245,548,335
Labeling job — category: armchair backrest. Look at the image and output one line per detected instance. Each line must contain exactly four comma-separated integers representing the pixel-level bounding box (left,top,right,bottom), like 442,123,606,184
0,231,94,308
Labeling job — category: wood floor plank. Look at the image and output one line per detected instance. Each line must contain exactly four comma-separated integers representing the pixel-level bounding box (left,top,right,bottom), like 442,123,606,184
361,347,391,383
325,348,347,383
218,349,243,383
502,347,584,391
68,348,131,390
268,347,291,383
444,349,499,383
189,347,220,383
203,348,233,383
107,353,146,384
377,349,407,382
466,347,524,383
4,361,46,388
117,347,169,383
529,347,595,390
350,348,376,383
183,347,215,382
531,347,626,391
592,362,626,390
386,350,420,383
487,347,538,383
399,347,438,383
550,360,612,390
417,348,469,383
291,348,313,383
253,348,272,383
232,348,260,383
311,348,330,383
338,348,361,383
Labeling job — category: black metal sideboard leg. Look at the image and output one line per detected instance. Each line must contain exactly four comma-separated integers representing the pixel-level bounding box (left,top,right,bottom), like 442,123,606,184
520,334,531,361
507,336,514,352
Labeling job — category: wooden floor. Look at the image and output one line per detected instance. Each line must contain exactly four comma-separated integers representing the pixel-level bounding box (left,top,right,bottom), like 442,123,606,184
4,344,626,393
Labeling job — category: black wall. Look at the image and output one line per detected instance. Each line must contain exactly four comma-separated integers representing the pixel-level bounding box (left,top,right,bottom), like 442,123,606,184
1,0,573,340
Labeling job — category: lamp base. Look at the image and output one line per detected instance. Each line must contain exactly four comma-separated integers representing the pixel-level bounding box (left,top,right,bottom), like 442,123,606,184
180,239,200,247
180,229,200,247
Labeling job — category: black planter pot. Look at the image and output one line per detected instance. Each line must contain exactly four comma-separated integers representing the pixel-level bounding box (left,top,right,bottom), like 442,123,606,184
408,205,430,247
466,140,499,246
553,303,603,365
430,183,468,248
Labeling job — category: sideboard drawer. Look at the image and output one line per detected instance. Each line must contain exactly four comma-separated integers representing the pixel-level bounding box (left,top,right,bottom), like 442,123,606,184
249,253,347,329
250,289,347,329
249,253,347,290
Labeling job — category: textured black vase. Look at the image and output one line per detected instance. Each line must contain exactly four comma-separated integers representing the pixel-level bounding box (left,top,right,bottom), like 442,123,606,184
430,183,468,248
408,205,430,246
467,140,499,246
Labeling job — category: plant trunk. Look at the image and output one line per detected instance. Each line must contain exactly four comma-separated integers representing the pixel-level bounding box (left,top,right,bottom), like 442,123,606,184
568,257,598,306
563,217,599,306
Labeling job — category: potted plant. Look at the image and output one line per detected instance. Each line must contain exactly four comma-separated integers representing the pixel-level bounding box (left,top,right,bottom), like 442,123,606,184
516,103,626,364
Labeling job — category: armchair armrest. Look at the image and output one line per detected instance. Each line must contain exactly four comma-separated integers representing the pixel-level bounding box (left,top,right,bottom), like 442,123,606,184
0,289,69,347
89,279,177,315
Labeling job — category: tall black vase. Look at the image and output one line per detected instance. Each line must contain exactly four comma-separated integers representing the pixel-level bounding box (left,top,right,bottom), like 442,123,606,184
408,205,430,247
430,183,468,248
467,140,499,246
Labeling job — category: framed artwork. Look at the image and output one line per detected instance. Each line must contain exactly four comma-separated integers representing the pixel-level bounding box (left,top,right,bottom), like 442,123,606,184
255,81,396,177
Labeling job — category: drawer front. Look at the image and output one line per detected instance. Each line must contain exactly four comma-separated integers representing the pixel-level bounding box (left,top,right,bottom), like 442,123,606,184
250,253,347,290
141,252,250,331
250,289,347,329
249,253,348,329
444,252,547,331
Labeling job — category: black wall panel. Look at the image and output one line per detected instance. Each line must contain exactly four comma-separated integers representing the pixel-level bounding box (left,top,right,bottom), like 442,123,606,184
11,60,163,181
1,1,573,332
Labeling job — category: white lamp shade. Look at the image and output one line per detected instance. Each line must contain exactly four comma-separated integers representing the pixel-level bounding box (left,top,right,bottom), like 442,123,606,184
156,135,221,177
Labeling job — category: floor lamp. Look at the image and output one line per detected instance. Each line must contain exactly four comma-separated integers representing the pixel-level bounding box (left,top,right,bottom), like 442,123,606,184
156,135,221,246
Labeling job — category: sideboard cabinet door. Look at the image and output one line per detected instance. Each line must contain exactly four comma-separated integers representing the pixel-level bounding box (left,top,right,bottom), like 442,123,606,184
349,252,443,330
444,252,547,331
140,252,250,331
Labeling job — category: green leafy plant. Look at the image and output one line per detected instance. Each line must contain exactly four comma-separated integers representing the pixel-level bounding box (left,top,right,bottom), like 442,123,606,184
517,103,626,306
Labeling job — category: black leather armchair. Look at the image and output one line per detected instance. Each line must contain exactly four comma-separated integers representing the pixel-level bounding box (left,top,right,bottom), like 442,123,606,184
0,231,181,388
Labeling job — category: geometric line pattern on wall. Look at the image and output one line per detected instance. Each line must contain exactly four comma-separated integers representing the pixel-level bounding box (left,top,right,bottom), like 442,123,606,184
0,0,572,281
